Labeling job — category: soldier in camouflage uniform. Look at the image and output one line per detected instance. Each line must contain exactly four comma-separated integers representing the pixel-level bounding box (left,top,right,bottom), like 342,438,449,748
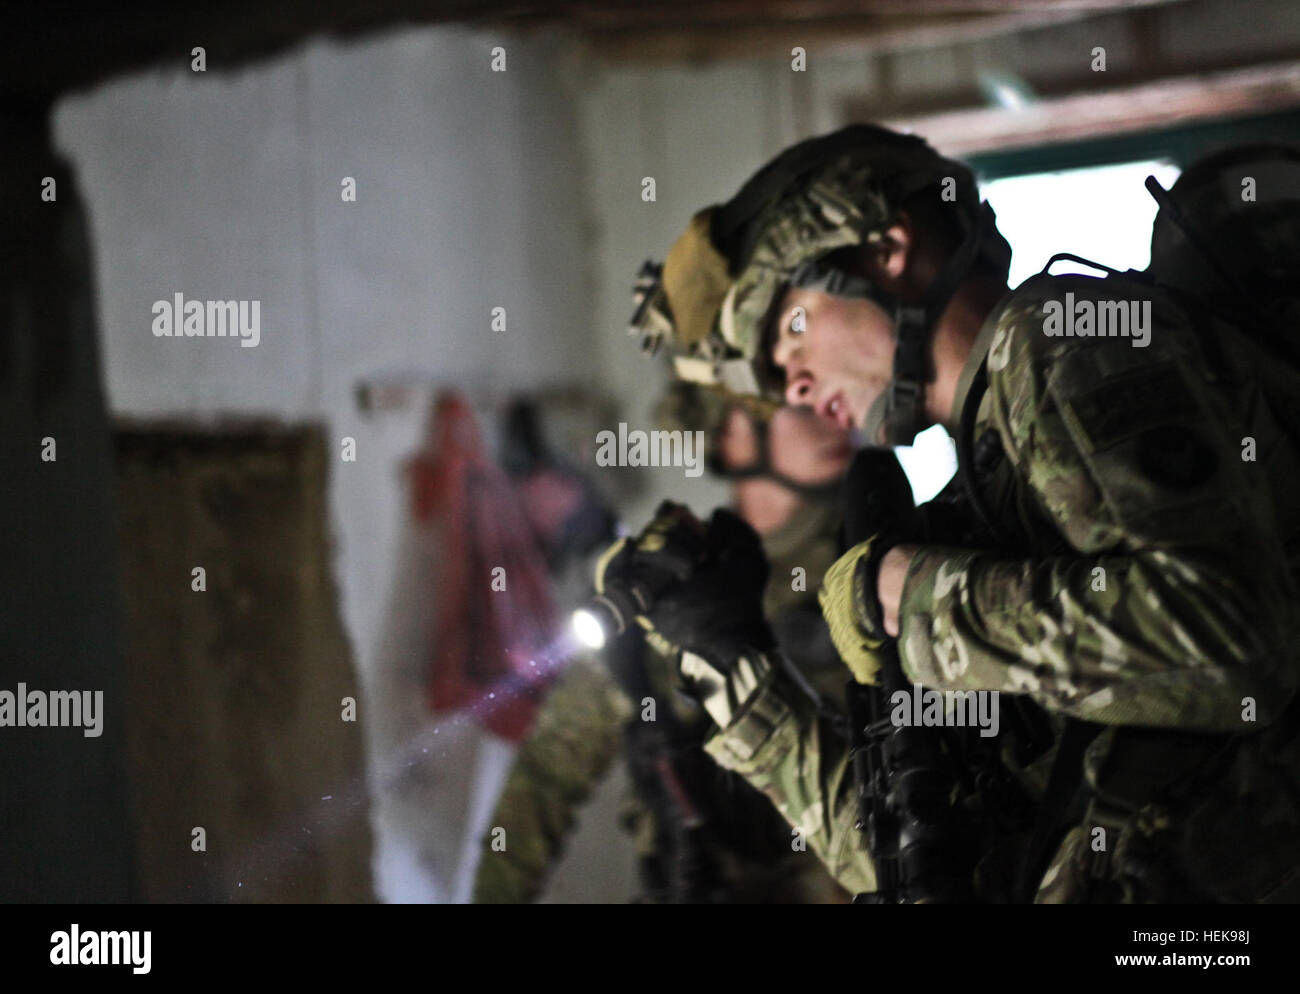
473,390,853,903
615,123,1300,902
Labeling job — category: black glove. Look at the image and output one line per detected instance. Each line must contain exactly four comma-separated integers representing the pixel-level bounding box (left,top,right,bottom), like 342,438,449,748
649,507,774,664
596,503,773,667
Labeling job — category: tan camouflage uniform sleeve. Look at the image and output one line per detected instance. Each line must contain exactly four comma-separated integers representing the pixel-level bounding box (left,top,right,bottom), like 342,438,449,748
899,274,1299,731
701,653,876,895
472,654,633,903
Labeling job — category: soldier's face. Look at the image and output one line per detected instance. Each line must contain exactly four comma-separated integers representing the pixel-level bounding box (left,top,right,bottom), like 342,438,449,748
768,404,853,482
768,286,896,432
719,404,852,484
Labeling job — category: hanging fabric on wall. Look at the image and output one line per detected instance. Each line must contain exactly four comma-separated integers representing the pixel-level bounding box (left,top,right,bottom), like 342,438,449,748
408,392,556,743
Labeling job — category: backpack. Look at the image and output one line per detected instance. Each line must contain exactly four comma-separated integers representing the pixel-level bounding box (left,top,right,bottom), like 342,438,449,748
1147,143,1300,364
1052,146,1300,902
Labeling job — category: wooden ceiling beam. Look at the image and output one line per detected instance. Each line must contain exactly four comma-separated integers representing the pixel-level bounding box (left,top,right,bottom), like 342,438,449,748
876,59,1300,154
6,0,1188,99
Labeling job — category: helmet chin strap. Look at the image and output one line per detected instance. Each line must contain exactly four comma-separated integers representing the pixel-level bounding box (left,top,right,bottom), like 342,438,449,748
861,205,995,448
863,301,928,447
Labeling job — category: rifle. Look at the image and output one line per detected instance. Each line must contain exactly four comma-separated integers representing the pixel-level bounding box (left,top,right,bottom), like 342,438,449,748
842,449,980,903
847,657,979,903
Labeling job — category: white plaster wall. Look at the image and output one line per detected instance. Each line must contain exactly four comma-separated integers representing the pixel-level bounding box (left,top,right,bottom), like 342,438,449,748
54,23,630,904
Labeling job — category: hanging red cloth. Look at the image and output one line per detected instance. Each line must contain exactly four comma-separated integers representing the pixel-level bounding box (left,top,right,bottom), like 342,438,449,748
408,393,555,742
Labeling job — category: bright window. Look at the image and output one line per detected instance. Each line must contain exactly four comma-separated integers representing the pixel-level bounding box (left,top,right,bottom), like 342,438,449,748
895,422,959,504
980,158,1182,287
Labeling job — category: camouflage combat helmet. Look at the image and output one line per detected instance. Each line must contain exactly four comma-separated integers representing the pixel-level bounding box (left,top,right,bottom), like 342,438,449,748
629,123,1011,446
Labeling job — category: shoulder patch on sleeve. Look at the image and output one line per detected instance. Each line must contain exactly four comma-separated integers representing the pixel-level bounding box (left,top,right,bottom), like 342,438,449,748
1057,364,1198,454
1046,346,1230,539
